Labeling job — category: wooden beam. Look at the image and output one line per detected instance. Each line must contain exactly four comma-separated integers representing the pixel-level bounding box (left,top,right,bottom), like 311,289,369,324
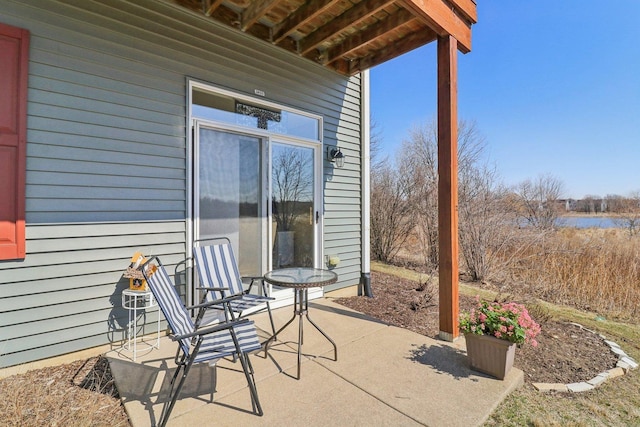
203,0,224,16
298,0,396,55
349,26,437,74
450,0,478,24
241,0,279,31
400,0,473,52
437,34,459,341
272,0,339,44
330,58,351,75
199,3,273,40
325,8,415,65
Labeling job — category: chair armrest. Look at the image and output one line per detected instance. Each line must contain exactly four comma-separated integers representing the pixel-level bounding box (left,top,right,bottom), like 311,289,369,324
171,318,251,340
196,286,229,292
174,256,193,274
243,276,269,296
241,276,261,294
186,294,243,310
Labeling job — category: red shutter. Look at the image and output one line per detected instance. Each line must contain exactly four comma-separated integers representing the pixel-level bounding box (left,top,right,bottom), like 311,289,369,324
0,23,29,260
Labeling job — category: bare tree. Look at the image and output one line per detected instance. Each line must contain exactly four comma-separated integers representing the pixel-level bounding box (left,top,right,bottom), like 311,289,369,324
455,121,524,281
605,194,624,213
370,161,416,263
377,117,565,282
458,164,504,281
612,191,640,237
369,117,420,263
369,117,387,170
513,174,564,230
398,121,439,268
272,147,313,232
398,118,511,281
580,195,599,214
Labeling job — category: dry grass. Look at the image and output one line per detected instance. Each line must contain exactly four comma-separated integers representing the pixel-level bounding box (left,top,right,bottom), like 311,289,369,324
499,228,640,321
398,224,640,322
485,356,640,427
0,356,130,427
481,228,640,426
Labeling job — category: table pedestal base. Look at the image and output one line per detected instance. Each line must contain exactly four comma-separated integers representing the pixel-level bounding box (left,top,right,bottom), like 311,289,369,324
264,288,337,379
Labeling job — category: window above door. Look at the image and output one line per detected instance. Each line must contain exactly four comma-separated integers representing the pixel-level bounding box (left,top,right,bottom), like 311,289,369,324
191,84,321,142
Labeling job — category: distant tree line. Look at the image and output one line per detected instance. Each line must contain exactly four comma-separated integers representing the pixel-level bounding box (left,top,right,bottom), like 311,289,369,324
564,193,640,236
565,193,640,214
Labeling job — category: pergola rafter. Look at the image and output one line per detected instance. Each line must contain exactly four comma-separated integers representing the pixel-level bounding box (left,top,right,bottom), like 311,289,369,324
173,0,475,75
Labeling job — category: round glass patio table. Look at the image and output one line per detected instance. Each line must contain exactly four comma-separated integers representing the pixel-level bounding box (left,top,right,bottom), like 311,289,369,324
263,268,338,379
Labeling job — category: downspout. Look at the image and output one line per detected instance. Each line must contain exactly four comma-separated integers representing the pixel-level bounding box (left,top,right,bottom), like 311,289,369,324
186,81,194,307
360,70,373,297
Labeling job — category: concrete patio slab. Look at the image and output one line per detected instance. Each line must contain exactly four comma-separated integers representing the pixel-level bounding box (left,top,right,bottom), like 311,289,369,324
107,297,523,426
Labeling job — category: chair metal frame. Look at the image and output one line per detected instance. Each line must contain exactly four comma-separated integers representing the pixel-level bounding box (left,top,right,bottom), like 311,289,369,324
142,256,263,427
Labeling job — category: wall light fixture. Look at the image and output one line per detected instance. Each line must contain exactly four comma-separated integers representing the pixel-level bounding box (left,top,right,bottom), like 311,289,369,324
327,146,345,168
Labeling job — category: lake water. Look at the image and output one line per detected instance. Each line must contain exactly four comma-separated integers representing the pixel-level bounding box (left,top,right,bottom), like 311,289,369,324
557,216,618,229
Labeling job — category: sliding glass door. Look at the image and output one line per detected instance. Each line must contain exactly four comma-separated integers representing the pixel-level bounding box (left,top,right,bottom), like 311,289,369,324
271,142,315,269
193,122,321,305
195,124,267,276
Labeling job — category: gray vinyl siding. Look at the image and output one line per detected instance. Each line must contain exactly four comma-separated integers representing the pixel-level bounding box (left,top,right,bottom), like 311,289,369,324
0,0,363,368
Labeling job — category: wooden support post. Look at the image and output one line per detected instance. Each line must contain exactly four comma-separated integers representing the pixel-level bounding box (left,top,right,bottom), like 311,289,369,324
437,35,459,341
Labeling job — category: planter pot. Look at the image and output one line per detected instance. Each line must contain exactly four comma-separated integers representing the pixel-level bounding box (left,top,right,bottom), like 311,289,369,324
464,333,516,380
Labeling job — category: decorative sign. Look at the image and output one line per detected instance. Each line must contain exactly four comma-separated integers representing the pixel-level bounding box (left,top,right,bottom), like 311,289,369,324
123,251,148,291
235,101,281,130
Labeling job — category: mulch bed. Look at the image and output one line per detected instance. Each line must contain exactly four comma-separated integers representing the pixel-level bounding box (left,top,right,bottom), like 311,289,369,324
335,271,619,384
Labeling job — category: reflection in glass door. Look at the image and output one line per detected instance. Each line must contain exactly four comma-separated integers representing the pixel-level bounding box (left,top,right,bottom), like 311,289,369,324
271,143,315,269
195,124,265,277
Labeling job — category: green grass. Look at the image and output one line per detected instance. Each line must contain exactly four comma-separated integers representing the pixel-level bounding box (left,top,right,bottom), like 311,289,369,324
372,262,640,426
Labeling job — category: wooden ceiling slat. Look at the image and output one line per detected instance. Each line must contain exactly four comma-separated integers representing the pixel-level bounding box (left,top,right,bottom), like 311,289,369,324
298,0,397,55
330,57,350,75
450,0,478,24
241,0,280,31
199,2,238,26
324,8,415,65
349,26,437,74
203,0,224,16
271,0,339,44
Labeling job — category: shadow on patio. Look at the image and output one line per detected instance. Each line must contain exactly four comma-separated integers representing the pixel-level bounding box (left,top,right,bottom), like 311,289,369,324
107,298,522,426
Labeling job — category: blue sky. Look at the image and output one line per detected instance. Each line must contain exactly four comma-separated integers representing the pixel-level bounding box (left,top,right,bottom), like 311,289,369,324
370,1,640,199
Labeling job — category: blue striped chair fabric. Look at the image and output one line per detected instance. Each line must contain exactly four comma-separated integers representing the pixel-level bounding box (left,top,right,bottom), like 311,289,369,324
146,262,262,357
142,257,263,426
193,242,276,336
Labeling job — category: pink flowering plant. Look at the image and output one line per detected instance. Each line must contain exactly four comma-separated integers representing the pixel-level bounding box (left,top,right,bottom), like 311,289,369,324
459,297,541,346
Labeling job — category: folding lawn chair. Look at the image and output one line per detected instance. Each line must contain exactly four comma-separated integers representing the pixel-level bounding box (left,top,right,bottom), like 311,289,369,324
193,238,277,338
142,256,263,427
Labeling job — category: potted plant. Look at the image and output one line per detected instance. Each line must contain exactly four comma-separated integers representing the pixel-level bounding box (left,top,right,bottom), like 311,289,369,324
459,297,541,379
